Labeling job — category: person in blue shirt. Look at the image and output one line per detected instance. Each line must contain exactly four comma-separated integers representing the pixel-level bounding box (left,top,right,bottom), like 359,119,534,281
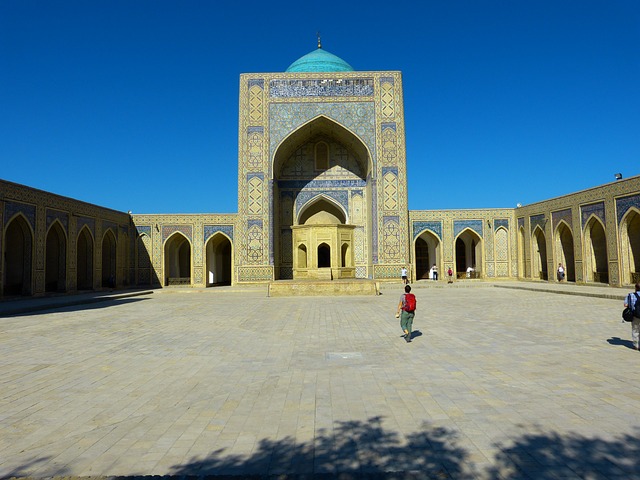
624,283,640,350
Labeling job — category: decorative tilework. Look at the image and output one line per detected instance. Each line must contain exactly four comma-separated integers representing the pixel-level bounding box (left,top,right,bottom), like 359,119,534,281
616,194,640,224
552,209,572,231
581,202,605,229
5,201,36,231
454,220,483,239
413,221,442,240
136,225,152,236
277,179,366,189
518,217,525,230
46,209,69,233
103,220,118,236
383,172,398,211
248,79,264,88
162,225,192,242
204,225,234,242
494,219,509,230
269,78,374,97
380,81,395,118
77,217,95,238
530,214,546,232
381,125,397,166
295,191,349,218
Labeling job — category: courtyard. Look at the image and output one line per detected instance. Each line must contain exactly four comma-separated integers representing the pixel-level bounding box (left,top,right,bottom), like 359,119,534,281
1,282,639,479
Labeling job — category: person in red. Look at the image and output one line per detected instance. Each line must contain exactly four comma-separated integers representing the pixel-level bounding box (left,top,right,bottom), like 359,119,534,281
396,284,416,343
447,267,454,283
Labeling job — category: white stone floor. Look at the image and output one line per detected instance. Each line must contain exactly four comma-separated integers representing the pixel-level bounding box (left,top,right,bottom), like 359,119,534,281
1,282,639,479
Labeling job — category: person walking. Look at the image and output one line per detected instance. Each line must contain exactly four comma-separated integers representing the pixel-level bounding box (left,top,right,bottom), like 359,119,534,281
557,263,565,282
625,283,640,350
396,285,416,343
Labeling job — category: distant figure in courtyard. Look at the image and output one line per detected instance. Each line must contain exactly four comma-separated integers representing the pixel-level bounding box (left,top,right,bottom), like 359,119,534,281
428,265,434,280
466,266,475,278
401,267,408,285
432,264,438,281
396,284,416,343
447,267,454,283
624,283,640,350
557,263,565,281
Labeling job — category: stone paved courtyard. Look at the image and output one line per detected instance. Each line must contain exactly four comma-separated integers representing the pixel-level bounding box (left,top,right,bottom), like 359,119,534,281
1,283,640,479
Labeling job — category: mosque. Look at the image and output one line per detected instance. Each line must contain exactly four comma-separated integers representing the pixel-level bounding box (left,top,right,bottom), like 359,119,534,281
2,43,640,297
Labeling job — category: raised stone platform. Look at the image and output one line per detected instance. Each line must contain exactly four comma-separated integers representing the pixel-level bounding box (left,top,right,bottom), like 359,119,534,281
268,279,379,297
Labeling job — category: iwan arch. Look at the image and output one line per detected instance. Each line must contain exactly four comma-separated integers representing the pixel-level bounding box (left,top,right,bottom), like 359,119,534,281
2,45,640,297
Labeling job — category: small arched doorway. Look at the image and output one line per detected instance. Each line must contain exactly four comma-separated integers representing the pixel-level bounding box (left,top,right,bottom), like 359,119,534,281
205,233,232,286
102,230,117,288
415,230,440,280
77,227,94,290
555,222,575,282
455,229,482,278
45,221,67,292
3,215,33,296
532,227,548,280
584,217,608,283
318,243,331,268
620,209,640,285
164,233,191,286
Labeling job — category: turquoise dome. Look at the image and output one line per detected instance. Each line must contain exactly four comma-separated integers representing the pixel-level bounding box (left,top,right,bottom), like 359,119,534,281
286,47,354,73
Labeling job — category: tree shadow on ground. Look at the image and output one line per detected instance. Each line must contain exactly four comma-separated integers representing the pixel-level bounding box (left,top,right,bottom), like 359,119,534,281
170,416,470,478
487,429,640,479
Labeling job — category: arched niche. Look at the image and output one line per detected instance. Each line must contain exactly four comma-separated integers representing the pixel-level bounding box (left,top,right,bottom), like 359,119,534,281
205,232,232,286
518,226,526,278
532,226,548,280
164,233,192,286
455,228,482,278
554,221,575,282
77,226,94,290
414,229,441,280
102,229,117,288
3,214,34,296
620,208,640,285
584,216,608,283
45,220,67,293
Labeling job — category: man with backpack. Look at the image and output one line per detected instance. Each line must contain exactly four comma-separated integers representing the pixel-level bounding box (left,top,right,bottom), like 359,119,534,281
396,285,416,343
625,283,640,350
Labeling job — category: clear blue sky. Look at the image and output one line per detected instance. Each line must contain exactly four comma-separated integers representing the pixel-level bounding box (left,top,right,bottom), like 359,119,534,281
1,1,638,214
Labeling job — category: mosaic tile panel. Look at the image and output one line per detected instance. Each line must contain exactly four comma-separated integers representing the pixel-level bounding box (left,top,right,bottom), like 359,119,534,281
295,191,349,218
616,193,640,224
413,221,442,240
355,265,367,279
46,209,69,233
383,171,398,211
494,219,509,230
238,266,272,281
518,217,525,230
552,208,573,231
530,214,546,232
380,81,395,118
269,78,374,98
381,125,397,166
581,202,605,229
136,225,152,236
5,201,36,231
204,225,234,242
77,217,95,239
453,220,483,239
162,225,192,242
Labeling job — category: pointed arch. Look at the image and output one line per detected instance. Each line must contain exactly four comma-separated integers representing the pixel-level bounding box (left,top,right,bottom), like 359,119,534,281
532,225,548,280
583,215,608,283
164,232,192,286
3,213,34,296
518,226,526,279
101,229,117,288
317,242,331,268
494,226,509,277
45,219,67,292
297,194,347,225
77,226,94,290
455,228,482,278
414,229,441,280
205,232,233,287
554,220,575,282
620,207,640,285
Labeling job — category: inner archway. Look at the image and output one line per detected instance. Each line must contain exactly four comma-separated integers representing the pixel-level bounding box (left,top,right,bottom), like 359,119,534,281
620,209,640,285
532,227,548,280
164,233,191,286
415,230,440,280
584,217,608,283
45,221,66,292
555,222,575,282
76,227,94,290
3,215,33,296
318,243,331,268
455,229,482,278
205,233,232,286
101,230,117,288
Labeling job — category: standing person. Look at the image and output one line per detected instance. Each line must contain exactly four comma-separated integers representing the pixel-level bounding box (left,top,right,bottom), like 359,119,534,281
447,267,454,284
557,263,565,281
401,267,408,285
625,283,640,350
396,285,416,343
432,264,438,281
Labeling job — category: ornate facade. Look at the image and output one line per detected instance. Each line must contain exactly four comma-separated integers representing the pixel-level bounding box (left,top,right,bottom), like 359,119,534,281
2,46,640,297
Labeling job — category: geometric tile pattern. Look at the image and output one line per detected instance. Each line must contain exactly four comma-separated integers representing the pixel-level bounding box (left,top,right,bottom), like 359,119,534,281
552,208,572,231
413,221,443,240
581,202,605,229
616,193,640,225
454,220,484,238
203,225,234,242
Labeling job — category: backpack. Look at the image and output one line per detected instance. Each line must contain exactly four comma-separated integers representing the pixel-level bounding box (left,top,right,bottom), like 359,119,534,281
403,293,416,312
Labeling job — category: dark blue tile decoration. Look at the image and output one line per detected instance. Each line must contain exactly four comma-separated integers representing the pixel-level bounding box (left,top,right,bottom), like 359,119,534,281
162,225,192,242
136,225,152,236
248,79,264,88
277,179,366,189
247,172,265,181
372,182,378,264
248,219,263,229
552,208,572,231
247,126,264,134
351,190,364,198
454,220,483,239
46,209,69,232
581,202,605,229
5,201,36,231
269,78,375,98
494,219,509,230
382,166,398,176
413,221,442,240
384,215,399,224
102,221,118,237
381,122,396,131
530,214,546,232
380,77,395,85
616,193,640,225
204,225,234,243
77,216,96,238
295,190,349,217
518,217,524,230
